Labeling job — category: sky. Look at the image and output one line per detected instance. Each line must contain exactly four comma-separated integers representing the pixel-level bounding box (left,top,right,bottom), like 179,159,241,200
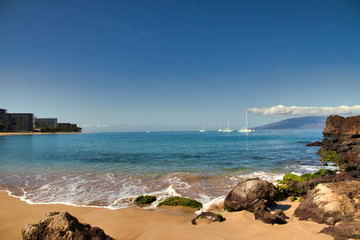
0,0,359,132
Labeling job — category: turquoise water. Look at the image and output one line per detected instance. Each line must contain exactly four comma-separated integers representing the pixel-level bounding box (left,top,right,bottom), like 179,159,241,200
0,130,335,209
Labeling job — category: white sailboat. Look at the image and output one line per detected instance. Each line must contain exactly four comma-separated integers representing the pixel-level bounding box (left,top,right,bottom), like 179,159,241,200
238,112,255,133
222,118,234,132
217,121,223,132
199,123,206,132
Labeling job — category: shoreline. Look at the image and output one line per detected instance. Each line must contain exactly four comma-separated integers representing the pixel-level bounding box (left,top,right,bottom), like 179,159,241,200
0,132,91,136
0,191,331,240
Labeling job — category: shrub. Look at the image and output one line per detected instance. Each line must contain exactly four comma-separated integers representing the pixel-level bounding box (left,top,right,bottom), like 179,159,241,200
290,196,297,202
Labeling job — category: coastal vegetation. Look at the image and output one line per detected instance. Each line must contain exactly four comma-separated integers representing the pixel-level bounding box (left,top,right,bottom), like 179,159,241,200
157,197,203,210
38,125,82,133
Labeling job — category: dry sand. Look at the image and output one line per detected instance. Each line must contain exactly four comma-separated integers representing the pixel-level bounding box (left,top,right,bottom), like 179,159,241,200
0,191,332,240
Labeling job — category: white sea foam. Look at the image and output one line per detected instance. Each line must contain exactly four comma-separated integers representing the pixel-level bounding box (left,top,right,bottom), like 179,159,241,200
229,171,285,183
196,196,226,214
290,163,338,176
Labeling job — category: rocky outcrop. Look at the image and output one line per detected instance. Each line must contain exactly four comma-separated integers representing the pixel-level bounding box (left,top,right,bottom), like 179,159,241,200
323,115,360,136
321,220,360,240
286,172,354,195
224,178,286,224
306,115,360,179
22,212,114,240
299,115,360,239
318,134,360,178
294,181,360,225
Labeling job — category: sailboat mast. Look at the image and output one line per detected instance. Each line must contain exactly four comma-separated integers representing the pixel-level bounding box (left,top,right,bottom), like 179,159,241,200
246,112,248,128
227,118,230,129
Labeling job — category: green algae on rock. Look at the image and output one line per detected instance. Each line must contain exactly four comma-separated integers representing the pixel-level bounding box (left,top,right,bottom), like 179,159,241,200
134,195,157,206
280,169,330,185
318,148,341,164
157,196,203,209
277,169,334,197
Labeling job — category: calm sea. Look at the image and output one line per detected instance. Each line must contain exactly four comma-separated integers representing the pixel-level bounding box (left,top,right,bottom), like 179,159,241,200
0,130,336,209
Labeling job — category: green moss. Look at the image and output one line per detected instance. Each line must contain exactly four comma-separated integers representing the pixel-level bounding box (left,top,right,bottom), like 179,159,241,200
158,196,203,210
290,196,297,202
280,169,331,185
279,173,310,184
301,173,312,179
277,169,331,197
311,169,328,178
134,195,157,205
299,198,303,202
319,148,340,163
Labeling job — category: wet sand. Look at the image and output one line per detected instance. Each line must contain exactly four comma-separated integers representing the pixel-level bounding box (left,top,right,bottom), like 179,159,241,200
0,191,331,240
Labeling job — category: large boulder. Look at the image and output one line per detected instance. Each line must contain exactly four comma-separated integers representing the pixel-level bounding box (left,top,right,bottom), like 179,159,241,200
294,181,360,225
224,178,278,212
224,178,286,225
22,211,114,240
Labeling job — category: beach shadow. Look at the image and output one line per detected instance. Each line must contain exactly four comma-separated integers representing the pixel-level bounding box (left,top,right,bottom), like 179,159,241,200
274,204,292,211
272,204,292,219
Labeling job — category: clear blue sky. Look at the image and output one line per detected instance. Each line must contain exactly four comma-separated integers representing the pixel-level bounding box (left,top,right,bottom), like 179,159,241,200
1,0,359,131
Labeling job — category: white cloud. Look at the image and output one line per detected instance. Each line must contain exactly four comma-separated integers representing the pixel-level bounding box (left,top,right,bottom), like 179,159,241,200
247,105,360,116
83,124,92,128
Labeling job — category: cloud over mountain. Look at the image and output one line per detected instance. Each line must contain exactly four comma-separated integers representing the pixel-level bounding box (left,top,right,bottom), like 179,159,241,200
247,105,360,116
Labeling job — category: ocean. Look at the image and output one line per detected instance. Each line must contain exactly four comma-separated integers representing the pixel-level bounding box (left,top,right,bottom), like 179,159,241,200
0,130,336,210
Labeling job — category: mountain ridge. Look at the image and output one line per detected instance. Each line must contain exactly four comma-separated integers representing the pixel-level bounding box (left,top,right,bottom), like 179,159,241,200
254,116,327,130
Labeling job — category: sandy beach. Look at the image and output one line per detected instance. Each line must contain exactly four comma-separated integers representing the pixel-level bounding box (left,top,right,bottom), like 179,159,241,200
0,191,332,240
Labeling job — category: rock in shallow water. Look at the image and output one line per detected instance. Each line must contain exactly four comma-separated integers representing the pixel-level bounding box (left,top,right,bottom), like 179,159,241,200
22,211,114,240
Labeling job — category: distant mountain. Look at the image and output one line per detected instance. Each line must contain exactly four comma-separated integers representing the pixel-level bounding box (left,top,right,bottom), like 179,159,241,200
254,116,327,130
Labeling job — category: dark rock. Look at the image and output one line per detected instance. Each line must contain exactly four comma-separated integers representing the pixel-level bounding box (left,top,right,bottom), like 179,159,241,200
294,181,360,225
22,212,114,240
253,201,287,225
320,162,328,166
191,212,226,225
306,141,322,147
224,179,286,225
321,219,360,240
224,178,278,212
